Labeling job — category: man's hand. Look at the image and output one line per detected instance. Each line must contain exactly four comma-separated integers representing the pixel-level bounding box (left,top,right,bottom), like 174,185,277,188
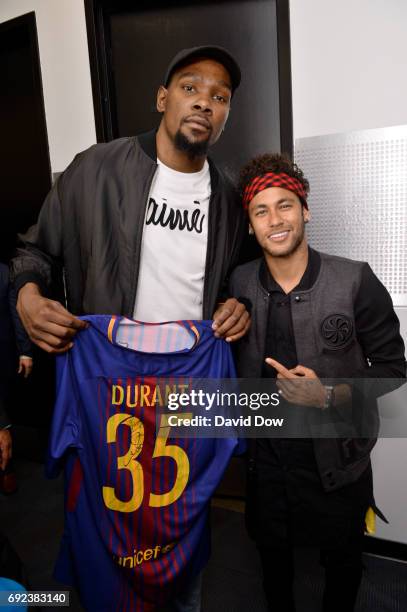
17,283,88,354
212,298,251,342
265,357,326,408
0,429,12,470
18,357,33,378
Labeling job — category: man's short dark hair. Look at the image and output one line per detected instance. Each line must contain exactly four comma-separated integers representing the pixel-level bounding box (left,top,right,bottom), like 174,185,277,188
239,153,310,202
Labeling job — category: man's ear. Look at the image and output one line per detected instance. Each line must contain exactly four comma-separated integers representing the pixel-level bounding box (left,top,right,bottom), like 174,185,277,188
303,208,311,224
156,85,168,113
248,224,254,235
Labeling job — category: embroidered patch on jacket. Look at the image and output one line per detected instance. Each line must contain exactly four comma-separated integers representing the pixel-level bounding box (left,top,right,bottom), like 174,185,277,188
320,314,353,348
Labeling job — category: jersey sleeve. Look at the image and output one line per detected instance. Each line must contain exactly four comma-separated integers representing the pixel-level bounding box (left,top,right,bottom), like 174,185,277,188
46,354,82,477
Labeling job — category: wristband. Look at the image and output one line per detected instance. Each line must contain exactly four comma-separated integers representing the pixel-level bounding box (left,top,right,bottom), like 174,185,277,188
323,385,335,410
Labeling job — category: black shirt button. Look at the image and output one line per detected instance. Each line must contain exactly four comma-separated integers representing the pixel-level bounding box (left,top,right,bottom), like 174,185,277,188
295,296,301,302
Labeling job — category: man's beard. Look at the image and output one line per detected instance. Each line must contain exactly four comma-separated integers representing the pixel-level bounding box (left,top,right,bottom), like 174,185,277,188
174,129,210,159
266,221,306,258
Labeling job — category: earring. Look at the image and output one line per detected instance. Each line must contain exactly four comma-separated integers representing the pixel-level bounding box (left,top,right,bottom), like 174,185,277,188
249,226,254,235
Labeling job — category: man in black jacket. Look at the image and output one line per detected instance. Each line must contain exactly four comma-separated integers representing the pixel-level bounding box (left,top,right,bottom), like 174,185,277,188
0,399,11,472
0,263,33,492
11,46,249,351
0,263,33,383
229,153,406,612
11,46,249,612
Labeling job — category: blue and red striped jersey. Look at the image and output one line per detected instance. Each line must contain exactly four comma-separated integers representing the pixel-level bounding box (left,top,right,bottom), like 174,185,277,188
47,316,239,611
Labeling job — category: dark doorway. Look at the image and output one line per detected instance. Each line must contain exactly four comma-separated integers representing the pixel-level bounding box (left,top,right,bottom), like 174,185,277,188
85,0,292,179
0,11,52,263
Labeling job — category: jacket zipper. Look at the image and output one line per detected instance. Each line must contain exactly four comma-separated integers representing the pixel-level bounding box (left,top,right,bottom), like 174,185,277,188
128,162,158,317
202,189,214,319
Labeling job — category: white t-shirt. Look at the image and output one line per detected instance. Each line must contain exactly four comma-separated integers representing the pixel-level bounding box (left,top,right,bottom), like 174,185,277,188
133,158,210,322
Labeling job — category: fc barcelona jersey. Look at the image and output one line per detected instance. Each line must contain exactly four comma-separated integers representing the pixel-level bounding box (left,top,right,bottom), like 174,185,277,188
47,316,239,611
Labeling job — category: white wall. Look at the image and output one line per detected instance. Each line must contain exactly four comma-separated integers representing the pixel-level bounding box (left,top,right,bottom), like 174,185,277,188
290,0,407,544
290,0,407,140
0,0,96,173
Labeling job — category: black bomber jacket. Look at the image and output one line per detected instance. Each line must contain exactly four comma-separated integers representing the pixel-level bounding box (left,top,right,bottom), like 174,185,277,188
11,131,246,318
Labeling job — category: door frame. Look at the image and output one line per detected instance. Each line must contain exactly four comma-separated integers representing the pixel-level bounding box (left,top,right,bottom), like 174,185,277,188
84,0,293,156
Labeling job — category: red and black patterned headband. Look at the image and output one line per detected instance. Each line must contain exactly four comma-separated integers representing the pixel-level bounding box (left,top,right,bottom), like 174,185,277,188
242,172,308,210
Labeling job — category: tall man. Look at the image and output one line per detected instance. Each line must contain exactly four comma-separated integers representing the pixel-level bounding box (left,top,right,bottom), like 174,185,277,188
11,46,250,611
229,153,406,612
11,46,249,349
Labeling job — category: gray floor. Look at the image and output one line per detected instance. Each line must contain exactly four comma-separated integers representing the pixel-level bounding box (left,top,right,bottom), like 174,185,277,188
1,459,406,611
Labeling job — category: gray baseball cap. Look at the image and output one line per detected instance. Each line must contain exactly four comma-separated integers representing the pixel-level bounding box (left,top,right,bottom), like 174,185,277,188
164,45,241,94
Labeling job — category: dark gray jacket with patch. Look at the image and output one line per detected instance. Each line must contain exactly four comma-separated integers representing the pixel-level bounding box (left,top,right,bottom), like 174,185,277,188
230,251,404,492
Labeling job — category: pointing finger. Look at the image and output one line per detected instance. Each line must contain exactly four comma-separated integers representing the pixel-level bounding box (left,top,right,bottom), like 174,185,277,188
265,357,292,377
